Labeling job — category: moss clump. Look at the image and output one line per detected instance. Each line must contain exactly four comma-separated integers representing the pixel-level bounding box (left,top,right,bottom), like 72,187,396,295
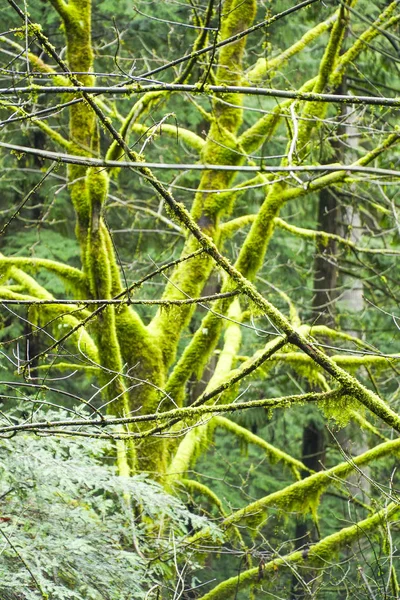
319,392,363,428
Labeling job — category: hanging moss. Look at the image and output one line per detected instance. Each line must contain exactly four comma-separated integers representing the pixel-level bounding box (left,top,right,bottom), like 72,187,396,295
214,417,306,479
222,437,400,529
197,503,399,600
319,393,364,428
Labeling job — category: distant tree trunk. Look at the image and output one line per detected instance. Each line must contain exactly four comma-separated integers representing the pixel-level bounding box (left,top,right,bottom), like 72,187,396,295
312,187,339,326
291,189,335,599
291,421,326,598
336,108,370,502
291,83,344,599
23,129,46,373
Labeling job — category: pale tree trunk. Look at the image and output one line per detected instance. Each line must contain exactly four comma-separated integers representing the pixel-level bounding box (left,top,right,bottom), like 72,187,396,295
337,108,371,503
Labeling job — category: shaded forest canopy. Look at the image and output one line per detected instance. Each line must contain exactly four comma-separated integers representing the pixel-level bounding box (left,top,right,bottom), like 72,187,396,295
0,0,400,598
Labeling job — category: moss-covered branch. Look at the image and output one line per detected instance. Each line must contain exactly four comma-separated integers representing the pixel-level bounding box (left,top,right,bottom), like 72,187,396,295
274,217,400,255
0,272,98,363
222,437,400,529
247,10,339,83
239,0,400,155
166,389,320,483
0,35,69,83
0,101,71,149
197,502,399,600
130,122,205,153
48,0,70,21
148,0,257,368
106,0,213,163
181,478,227,516
0,256,87,294
214,416,307,478
267,351,400,369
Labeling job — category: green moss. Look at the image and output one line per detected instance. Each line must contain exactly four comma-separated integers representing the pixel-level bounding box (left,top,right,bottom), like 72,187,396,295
164,307,229,406
131,123,205,153
222,437,400,529
235,191,283,280
0,257,88,296
215,416,305,478
319,393,363,428
148,248,216,370
4,266,99,361
181,478,227,516
213,0,256,130
86,226,112,299
197,503,399,600
87,168,109,234
247,11,339,84
115,306,167,473
167,422,215,483
148,0,257,370
332,2,399,88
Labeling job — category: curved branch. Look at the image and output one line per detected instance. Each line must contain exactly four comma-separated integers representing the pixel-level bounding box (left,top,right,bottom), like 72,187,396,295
0,256,87,294
131,122,205,152
214,416,307,478
274,217,400,256
247,9,338,83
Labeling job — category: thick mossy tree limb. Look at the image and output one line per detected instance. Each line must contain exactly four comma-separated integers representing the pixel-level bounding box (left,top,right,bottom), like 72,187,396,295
21,8,400,443
148,0,257,368
234,4,350,279
167,298,244,477
159,91,400,402
0,256,88,295
39,1,166,472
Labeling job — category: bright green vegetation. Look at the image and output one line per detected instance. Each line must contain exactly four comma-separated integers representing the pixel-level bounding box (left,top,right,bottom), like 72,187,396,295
0,0,400,597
